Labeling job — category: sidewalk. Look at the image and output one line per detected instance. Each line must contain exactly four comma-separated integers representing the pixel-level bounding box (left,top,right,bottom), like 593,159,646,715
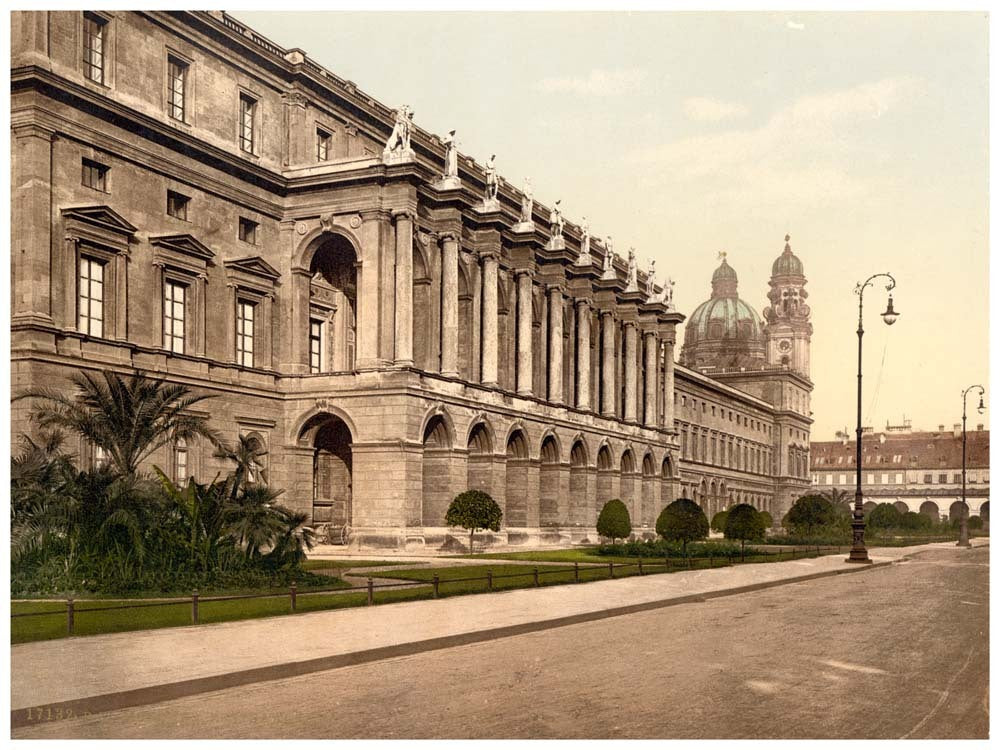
10,540,983,724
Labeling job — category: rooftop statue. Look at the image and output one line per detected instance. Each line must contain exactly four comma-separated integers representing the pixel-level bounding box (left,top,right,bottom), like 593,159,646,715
602,236,616,278
520,177,533,223
484,154,498,203
626,247,638,291
645,259,656,300
384,104,414,157
442,129,458,178
576,216,592,265
550,199,564,239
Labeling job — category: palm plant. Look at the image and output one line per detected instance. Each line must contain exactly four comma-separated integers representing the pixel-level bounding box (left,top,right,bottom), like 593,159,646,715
226,483,289,560
14,370,220,478
214,434,268,502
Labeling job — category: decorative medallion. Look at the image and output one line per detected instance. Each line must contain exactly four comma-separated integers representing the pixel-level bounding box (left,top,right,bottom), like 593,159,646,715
295,222,307,235
350,214,363,229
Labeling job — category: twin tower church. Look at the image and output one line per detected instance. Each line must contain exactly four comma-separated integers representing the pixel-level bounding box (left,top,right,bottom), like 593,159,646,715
11,10,812,548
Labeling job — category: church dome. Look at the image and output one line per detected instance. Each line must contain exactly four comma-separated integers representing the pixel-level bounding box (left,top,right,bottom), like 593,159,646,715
772,234,804,277
681,255,767,370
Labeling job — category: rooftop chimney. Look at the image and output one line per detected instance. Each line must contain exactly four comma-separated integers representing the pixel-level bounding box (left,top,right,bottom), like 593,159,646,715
977,424,984,431
938,424,945,432
954,423,962,438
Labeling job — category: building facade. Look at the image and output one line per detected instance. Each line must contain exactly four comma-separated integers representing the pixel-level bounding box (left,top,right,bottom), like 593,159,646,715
12,10,810,549
810,422,990,521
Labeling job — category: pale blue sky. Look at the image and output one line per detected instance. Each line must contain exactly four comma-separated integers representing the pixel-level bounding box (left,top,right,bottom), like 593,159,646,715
235,11,989,438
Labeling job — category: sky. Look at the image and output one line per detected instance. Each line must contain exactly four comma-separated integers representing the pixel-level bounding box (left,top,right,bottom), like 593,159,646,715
234,11,989,440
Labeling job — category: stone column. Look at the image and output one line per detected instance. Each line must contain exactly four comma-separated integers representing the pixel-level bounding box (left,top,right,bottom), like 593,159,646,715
663,338,676,431
392,210,414,366
516,269,534,395
481,252,499,386
623,322,638,422
600,311,616,417
12,124,54,324
644,331,658,426
575,300,591,410
440,231,460,377
547,285,563,403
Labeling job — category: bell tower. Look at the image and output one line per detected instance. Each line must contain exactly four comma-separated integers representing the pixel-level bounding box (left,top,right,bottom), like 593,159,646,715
764,234,812,377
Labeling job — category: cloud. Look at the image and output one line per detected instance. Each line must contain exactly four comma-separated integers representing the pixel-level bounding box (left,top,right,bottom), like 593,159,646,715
630,76,925,211
534,68,647,96
682,97,749,123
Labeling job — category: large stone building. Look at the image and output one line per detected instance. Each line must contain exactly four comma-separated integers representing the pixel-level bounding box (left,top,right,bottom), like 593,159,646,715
810,421,990,521
11,10,811,549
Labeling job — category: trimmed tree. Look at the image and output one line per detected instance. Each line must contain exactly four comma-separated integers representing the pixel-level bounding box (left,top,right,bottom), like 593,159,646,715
867,502,903,532
783,494,837,537
724,503,766,560
710,510,729,534
759,511,773,530
445,490,503,554
656,498,709,555
597,499,632,544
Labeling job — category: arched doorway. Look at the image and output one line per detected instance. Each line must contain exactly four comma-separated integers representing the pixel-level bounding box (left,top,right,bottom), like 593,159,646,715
660,455,675,510
308,234,357,373
421,415,452,527
412,243,433,370
467,422,493,494
570,440,589,525
457,261,474,381
597,445,614,515
300,413,352,527
505,430,529,527
641,452,656,527
620,449,637,525
981,500,990,522
949,500,967,521
893,501,909,515
919,500,940,521
863,501,877,515
539,434,560,526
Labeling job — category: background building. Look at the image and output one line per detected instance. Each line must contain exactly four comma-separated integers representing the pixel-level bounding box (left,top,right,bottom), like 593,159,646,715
12,10,810,548
810,420,990,521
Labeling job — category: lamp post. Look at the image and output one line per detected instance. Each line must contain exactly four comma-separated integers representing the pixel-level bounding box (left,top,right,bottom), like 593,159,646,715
958,385,985,548
847,273,899,564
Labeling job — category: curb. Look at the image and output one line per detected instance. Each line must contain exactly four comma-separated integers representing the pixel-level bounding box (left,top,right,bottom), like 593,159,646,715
11,557,892,730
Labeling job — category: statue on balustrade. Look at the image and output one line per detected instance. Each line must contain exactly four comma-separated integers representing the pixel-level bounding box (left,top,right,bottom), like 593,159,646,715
519,178,533,223
384,104,414,157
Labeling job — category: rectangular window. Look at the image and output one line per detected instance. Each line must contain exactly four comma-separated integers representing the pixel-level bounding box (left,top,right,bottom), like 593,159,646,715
236,300,256,368
316,128,331,161
238,217,258,245
881,473,889,484
309,319,324,373
866,473,874,485
924,474,933,484
83,13,106,84
938,473,948,484
239,93,257,153
81,158,108,191
175,439,188,482
93,445,109,469
895,473,903,485
840,474,848,485
78,256,105,337
168,56,188,121
167,190,189,221
953,473,962,483
163,280,186,354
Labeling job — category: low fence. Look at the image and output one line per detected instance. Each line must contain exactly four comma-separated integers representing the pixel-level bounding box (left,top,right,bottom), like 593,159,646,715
11,545,847,636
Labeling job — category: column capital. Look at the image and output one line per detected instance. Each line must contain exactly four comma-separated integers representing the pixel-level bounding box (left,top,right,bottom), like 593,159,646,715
391,208,417,223
514,267,535,280
575,296,591,310
439,230,461,244
546,282,565,296
478,248,501,262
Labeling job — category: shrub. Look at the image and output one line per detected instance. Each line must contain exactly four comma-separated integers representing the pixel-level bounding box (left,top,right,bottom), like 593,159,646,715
710,510,729,534
968,516,984,530
759,511,773,529
898,511,933,531
445,490,503,553
656,498,709,554
596,539,754,559
724,503,767,559
867,503,903,531
596,499,632,544
783,495,837,536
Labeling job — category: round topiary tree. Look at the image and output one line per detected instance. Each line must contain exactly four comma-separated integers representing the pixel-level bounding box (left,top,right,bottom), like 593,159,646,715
899,510,932,531
724,503,767,560
445,490,503,554
783,494,837,537
597,499,632,544
759,511,773,530
656,498,709,555
968,515,984,530
867,502,903,531
710,510,729,534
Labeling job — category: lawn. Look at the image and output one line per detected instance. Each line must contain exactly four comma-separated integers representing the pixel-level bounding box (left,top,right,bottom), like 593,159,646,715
300,559,410,572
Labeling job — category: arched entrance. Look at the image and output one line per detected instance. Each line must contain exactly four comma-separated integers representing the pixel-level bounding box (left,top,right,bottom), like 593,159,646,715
893,501,909,515
863,501,877,515
539,434,560,526
641,452,656,527
505,430,529,527
421,415,453,527
300,413,352,526
981,500,990,522
920,500,940,521
467,422,493,494
308,234,357,373
596,445,614,515
570,440,589,525
660,455,676,509
949,500,967,521
620,449,637,525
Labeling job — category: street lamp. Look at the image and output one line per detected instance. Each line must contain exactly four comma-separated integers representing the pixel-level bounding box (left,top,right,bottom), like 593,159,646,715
847,273,899,564
958,384,986,548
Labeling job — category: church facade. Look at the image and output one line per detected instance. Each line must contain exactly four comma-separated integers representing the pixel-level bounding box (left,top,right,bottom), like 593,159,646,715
11,11,811,548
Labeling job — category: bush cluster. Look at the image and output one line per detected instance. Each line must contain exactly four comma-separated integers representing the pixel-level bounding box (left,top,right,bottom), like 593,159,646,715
596,539,758,559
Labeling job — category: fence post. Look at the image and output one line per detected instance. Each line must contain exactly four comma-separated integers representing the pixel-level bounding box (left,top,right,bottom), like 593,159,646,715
609,561,614,579
709,554,714,568
686,555,692,570
432,575,440,598
290,581,297,612
574,561,580,583
638,557,644,575
367,577,374,606
664,555,670,571
66,598,74,636
191,590,199,624
487,570,493,591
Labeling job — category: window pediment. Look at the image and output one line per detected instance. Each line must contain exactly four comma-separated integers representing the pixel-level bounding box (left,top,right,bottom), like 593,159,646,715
62,205,136,254
224,256,280,282
150,233,215,273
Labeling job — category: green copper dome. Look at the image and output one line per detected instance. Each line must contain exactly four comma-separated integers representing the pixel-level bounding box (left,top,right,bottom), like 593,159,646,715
772,235,804,277
687,296,764,341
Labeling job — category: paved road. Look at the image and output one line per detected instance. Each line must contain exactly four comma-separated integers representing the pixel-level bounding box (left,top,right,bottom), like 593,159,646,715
14,545,988,739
